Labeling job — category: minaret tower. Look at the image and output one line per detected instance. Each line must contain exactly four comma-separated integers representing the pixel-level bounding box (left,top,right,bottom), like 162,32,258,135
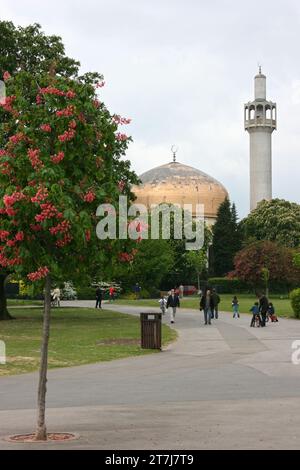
244,68,277,211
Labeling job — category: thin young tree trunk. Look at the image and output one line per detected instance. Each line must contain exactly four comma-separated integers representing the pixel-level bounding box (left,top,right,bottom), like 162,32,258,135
0,274,14,321
35,274,51,441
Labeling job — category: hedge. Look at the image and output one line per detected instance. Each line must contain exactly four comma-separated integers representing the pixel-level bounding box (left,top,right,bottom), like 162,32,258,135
208,278,251,294
290,289,300,319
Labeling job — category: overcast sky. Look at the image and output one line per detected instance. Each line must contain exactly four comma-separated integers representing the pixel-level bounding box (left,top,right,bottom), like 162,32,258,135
1,0,300,218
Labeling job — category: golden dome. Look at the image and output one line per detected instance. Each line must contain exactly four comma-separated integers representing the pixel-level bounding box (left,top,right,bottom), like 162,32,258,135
132,161,228,224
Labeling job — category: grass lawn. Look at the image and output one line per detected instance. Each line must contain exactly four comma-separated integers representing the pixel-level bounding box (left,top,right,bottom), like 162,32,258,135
115,293,295,318
7,299,43,306
0,307,177,376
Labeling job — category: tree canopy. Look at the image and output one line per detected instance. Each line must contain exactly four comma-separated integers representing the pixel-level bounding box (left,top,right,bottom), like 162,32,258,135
241,199,300,248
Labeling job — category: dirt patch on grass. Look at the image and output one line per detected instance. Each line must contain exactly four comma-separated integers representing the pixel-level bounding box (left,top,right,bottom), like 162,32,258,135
96,338,140,346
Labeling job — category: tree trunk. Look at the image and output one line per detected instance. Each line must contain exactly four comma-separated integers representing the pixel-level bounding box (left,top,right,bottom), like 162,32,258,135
0,274,14,321
35,274,51,441
197,272,200,292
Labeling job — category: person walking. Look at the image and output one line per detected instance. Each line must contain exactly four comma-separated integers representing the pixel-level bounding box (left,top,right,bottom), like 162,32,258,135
52,286,61,307
159,296,167,315
211,288,221,319
232,296,240,319
259,293,269,327
109,286,115,303
167,289,180,324
95,286,102,309
250,301,261,327
200,288,215,325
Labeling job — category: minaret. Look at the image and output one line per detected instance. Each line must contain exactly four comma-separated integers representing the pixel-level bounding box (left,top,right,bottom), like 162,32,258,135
244,68,277,211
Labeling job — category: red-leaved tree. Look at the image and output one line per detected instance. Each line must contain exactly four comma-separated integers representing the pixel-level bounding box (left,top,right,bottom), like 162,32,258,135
230,241,300,290
0,68,137,440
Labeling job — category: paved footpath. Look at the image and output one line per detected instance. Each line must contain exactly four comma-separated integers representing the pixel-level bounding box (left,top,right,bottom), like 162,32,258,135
1,301,300,449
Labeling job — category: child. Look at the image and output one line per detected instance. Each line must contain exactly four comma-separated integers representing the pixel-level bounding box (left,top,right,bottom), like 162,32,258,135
159,296,167,315
232,296,240,319
250,301,261,327
268,302,278,322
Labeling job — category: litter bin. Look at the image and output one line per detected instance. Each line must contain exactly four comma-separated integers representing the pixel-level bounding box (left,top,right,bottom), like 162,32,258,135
140,313,162,350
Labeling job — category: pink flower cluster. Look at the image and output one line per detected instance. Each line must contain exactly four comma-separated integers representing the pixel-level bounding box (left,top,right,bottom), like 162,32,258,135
115,133,128,142
35,203,63,222
118,249,138,263
58,128,76,142
27,149,44,170
83,190,96,203
0,96,16,113
0,251,22,268
3,71,11,81
96,81,105,88
3,191,26,208
56,233,73,248
9,132,24,145
49,220,71,235
113,115,131,125
40,124,52,132
0,230,10,241
31,186,48,203
51,151,65,164
36,88,76,105
27,266,49,282
40,87,65,97
93,99,101,109
56,105,75,117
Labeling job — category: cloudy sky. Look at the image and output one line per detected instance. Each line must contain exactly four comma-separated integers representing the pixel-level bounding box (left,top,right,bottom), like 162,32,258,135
1,0,300,217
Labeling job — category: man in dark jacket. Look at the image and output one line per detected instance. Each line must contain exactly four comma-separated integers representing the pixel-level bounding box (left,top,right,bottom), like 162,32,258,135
167,289,180,324
211,288,221,319
95,286,103,309
259,293,269,327
200,288,215,325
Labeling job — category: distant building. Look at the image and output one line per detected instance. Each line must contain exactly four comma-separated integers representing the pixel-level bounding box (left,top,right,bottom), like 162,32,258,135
132,152,228,226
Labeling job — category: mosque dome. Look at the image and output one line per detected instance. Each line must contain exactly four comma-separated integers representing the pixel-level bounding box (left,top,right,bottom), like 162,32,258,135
132,160,229,225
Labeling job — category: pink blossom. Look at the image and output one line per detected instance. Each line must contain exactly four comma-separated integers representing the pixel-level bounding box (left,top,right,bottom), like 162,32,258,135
0,96,16,114
9,132,24,145
3,71,11,81
31,186,48,203
49,220,71,235
66,90,76,99
56,233,73,247
113,115,131,126
58,129,76,142
40,86,65,97
15,231,24,242
35,203,63,222
83,190,96,203
27,266,49,282
56,105,74,117
40,124,52,132
115,132,128,142
0,230,10,241
96,81,105,88
51,151,65,164
27,149,44,170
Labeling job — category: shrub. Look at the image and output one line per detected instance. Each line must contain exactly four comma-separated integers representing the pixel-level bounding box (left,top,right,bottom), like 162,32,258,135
76,287,95,300
290,289,300,318
208,278,251,294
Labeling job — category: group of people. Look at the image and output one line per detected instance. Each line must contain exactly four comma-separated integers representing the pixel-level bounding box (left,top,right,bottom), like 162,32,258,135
159,286,279,327
95,286,116,308
199,288,221,325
